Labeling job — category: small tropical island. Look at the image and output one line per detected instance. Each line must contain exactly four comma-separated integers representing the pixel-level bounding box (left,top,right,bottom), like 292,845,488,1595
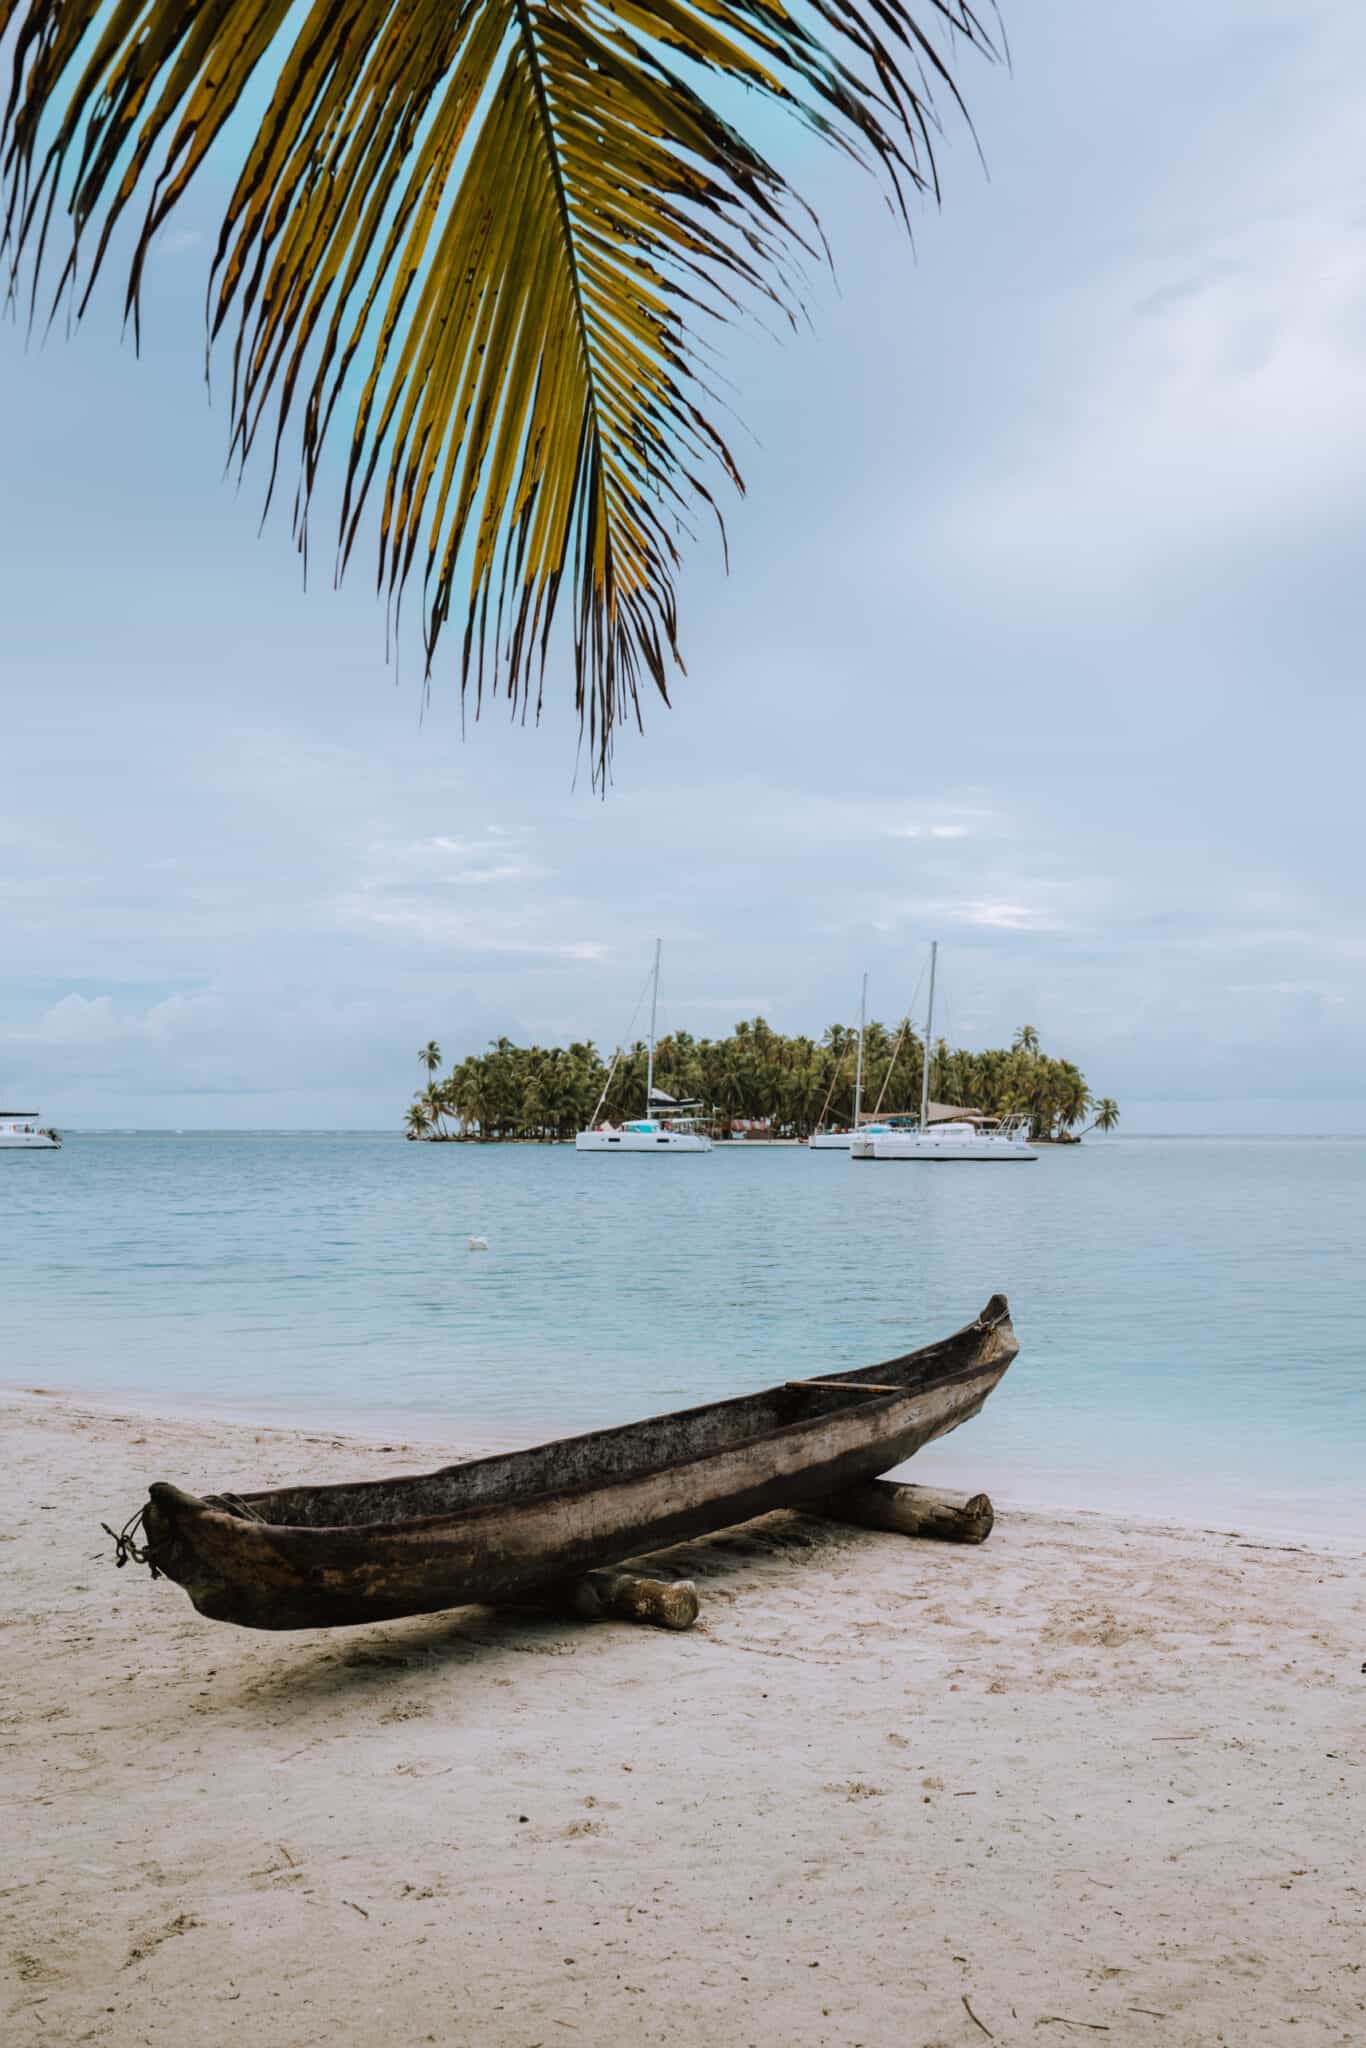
406,1020,1119,1143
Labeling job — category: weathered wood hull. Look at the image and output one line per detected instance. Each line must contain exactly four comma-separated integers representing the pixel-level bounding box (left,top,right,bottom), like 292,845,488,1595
136,1296,1017,1631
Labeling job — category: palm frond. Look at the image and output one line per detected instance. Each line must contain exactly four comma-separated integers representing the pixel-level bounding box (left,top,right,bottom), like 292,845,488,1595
1,0,996,776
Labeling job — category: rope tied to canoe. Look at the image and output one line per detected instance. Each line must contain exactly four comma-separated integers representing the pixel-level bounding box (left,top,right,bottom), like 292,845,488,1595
102,1506,160,1576
102,1489,265,1576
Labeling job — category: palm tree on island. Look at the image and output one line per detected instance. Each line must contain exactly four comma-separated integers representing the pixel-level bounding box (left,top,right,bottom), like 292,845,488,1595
1,2,994,780
419,1042,442,1084
1085,1098,1121,1135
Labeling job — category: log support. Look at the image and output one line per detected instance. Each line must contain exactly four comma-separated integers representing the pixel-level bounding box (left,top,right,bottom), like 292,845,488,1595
510,1568,700,1631
812,1478,995,1545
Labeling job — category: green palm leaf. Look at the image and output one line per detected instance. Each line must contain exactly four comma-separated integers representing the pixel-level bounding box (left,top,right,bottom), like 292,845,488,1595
1,0,994,775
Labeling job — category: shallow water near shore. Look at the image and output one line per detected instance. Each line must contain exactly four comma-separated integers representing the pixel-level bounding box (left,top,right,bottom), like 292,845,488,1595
5,1132,1364,1539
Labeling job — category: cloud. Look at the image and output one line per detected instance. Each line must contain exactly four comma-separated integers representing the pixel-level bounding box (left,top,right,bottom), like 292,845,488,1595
29,990,222,1046
357,830,547,891
961,902,1056,934
446,864,539,885
414,833,520,860
979,249,1365,589
332,893,607,960
930,215,1366,600
1228,982,1346,1005
156,227,204,258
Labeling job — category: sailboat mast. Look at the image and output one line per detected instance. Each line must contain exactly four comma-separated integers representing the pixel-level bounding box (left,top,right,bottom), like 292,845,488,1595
918,941,938,1133
852,972,867,1128
646,937,661,1116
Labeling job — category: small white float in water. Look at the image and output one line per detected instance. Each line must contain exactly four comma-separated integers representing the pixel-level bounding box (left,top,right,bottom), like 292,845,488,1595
468,1236,489,1251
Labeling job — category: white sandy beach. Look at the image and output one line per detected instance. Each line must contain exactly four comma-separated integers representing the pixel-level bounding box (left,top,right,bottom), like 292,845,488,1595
4,1390,1362,2048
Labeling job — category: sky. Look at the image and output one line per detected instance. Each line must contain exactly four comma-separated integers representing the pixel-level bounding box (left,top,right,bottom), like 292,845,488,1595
3,0,1365,1132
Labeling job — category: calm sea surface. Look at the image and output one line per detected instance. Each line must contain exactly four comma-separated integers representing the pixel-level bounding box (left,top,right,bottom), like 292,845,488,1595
5,1134,1363,1540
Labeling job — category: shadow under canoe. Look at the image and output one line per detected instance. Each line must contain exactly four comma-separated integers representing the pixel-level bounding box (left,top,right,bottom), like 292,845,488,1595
132,1294,1018,1631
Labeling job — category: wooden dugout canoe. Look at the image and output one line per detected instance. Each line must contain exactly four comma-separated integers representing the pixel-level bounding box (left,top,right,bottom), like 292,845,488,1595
128,1296,1017,1631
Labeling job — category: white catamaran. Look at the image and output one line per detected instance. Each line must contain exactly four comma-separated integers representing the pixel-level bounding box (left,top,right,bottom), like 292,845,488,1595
850,944,1038,1162
575,942,712,1154
1,1111,61,1151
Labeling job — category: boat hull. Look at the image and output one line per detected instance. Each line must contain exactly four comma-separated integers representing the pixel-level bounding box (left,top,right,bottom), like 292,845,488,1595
575,1129,710,1152
136,1298,1017,1631
0,1125,60,1149
851,1129,1037,1162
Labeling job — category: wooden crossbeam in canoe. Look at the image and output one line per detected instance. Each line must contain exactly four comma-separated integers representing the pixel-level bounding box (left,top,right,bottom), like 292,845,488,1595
787,1378,902,1394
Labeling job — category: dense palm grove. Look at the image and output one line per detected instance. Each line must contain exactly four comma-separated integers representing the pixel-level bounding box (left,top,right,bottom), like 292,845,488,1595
407,1023,1119,1143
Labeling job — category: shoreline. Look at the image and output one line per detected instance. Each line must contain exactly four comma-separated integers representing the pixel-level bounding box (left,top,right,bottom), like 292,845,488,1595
6,1379,1362,1556
7,1392,1362,2047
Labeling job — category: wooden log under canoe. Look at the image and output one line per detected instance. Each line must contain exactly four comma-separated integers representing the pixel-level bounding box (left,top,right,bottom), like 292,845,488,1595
515,1568,701,1631
813,1479,995,1544
125,1295,1017,1631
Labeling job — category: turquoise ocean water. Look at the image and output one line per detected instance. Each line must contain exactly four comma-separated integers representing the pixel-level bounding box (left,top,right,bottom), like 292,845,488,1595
4,1134,1363,1541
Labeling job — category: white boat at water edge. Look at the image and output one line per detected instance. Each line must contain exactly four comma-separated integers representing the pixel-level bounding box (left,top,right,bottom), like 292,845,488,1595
852,1115,1037,1162
576,941,712,1155
1,1110,61,1151
850,943,1039,1164
577,1112,711,1153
